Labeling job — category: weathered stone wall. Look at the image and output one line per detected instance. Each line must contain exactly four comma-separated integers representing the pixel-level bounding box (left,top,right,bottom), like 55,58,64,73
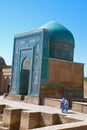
72,101,87,114
4,93,24,101
24,96,40,104
84,81,87,98
40,59,84,99
43,98,61,108
0,66,11,94
40,86,63,99
49,58,83,89
41,98,72,109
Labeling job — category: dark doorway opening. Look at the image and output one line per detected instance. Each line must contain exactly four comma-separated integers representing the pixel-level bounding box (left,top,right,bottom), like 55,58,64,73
19,57,30,95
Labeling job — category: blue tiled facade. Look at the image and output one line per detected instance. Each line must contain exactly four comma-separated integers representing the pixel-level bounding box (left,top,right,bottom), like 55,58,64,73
10,29,50,96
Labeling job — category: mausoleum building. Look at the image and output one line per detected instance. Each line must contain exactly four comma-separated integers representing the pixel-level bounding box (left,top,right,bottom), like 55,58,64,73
10,21,84,102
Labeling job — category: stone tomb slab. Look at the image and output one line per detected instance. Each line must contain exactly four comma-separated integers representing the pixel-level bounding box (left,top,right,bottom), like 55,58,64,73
20,110,80,130
2,108,22,130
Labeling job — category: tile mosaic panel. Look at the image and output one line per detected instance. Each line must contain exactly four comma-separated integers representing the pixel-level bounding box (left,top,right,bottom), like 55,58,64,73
10,30,50,96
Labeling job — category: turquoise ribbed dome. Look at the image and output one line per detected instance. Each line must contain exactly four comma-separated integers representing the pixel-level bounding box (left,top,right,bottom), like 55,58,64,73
39,20,75,45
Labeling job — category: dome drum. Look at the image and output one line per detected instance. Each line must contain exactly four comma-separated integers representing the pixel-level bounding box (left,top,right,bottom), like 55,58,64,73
39,20,75,61
49,41,74,61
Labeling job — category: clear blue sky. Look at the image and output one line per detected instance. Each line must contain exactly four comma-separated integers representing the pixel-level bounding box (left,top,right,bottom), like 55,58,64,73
0,0,87,76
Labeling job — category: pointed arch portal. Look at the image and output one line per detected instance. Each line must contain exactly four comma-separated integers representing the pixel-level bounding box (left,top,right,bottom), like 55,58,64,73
19,57,30,95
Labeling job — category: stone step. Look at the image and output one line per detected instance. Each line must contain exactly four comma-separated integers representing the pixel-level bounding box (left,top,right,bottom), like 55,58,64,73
0,126,9,130
4,93,24,101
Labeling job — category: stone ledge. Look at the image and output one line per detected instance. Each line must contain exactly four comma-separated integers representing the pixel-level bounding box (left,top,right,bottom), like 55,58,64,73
20,110,80,129
4,93,24,101
72,101,87,114
30,121,87,130
24,96,40,104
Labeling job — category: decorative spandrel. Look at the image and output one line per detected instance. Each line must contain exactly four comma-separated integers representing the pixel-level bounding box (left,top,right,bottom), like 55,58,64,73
22,57,30,70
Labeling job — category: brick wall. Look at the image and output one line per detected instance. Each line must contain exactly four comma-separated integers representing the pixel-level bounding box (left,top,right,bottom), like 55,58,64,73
40,86,63,99
49,58,84,89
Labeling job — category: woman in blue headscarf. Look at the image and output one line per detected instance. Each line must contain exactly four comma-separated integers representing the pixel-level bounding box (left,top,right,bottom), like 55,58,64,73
60,98,65,112
64,99,69,113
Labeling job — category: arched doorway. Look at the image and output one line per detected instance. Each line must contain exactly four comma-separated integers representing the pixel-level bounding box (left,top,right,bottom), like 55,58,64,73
19,57,30,95
5,77,10,93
